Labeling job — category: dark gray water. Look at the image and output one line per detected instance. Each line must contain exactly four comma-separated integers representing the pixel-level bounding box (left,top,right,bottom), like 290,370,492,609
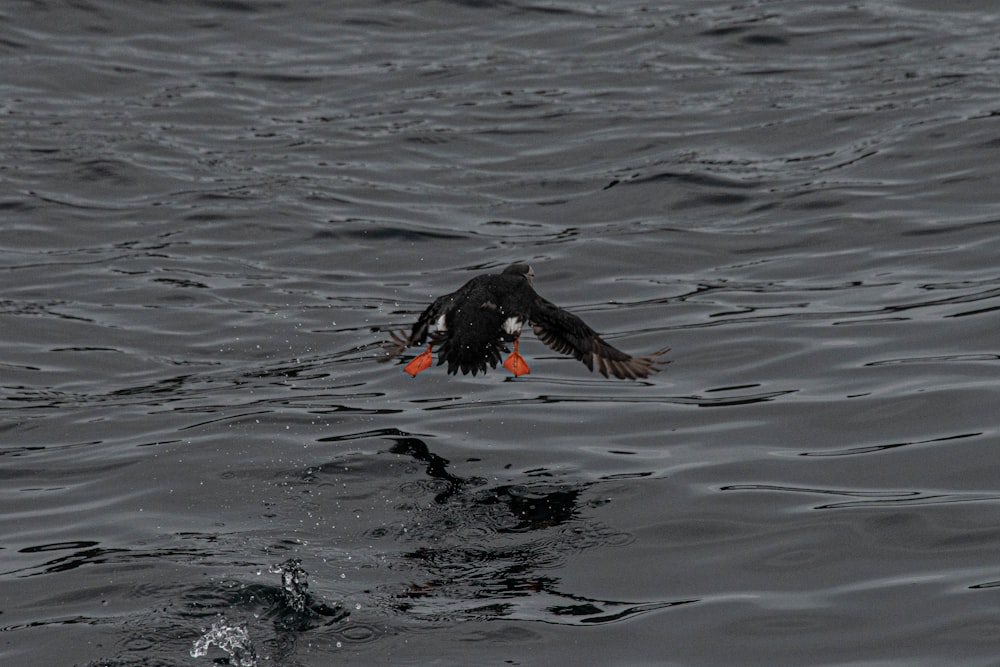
3,1,1000,665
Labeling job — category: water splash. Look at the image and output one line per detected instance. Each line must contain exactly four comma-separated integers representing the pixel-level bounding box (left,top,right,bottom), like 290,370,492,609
270,557,309,613
190,618,257,667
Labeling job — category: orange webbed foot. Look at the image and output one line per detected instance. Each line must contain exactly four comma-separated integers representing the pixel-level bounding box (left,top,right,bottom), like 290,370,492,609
502,339,530,377
404,345,434,376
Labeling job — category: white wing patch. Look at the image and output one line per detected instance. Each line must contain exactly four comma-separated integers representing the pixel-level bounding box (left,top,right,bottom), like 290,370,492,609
502,316,523,335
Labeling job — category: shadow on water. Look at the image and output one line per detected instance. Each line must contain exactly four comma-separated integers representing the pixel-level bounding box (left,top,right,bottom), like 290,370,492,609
323,432,697,626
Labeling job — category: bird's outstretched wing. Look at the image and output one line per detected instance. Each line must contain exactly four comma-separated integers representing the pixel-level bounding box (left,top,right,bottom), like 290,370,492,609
529,297,667,380
379,291,457,362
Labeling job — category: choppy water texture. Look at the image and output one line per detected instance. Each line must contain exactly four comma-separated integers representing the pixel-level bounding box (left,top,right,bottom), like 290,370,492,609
3,1,1000,665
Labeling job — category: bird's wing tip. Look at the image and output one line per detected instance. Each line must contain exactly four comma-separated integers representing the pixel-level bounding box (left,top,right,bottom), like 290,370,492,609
378,330,412,362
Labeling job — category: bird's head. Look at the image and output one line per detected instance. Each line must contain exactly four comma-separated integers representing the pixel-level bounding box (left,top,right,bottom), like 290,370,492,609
503,263,534,286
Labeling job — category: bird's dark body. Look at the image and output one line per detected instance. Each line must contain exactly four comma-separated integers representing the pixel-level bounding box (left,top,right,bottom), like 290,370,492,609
396,267,531,375
382,263,667,380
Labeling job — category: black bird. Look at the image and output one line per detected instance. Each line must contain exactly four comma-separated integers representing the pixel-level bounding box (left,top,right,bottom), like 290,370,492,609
381,263,667,379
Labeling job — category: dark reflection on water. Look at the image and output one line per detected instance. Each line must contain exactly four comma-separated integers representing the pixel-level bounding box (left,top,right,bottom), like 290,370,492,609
4,0,1000,665
372,434,696,626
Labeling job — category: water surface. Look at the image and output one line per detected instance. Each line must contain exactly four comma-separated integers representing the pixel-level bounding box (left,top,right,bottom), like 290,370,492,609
3,1,1000,665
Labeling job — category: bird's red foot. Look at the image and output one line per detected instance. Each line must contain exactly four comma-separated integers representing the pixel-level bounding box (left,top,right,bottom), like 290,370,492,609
503,339,530,377
404,345,434,376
